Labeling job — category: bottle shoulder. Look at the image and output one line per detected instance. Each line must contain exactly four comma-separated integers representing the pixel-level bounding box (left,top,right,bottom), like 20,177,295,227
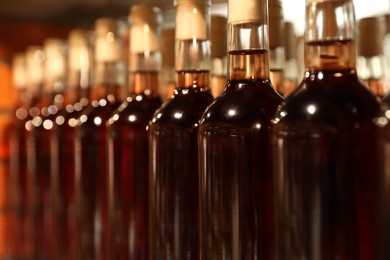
108,94,162,127
200,79,283,128
150,88,214,129
274,71,382,126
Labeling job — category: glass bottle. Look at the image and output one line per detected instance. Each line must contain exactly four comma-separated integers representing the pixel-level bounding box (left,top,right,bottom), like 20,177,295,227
160,27,176,101
198,0,283,258
50,28,93,260
74,18,124,260
106,4,163,259
148,0,214,258
26,39,67,259
284,21,299,96
357,16,386,97
269,0,285,96
210,15,227,97
272,0,386,258
8,52,30,259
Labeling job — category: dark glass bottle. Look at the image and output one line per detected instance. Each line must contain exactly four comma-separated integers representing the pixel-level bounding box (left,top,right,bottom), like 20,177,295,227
272,0,386,259
73,18,124,260
25,39,68,259
7,52,31,259
148,0,214,258
50,29,93,260
106,5,163,259
198,0,283,258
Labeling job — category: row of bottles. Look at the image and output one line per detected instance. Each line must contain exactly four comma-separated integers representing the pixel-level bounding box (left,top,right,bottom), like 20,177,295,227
4,0,390,259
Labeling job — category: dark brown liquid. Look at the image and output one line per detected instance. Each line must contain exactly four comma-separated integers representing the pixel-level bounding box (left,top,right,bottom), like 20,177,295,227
7,106,30,258
384,92,390,105
74,89,122,260
272,69,384,259
198,78,283,259
149,84,213,259
26,112,57,259
50,99,89,260
106,93,162,259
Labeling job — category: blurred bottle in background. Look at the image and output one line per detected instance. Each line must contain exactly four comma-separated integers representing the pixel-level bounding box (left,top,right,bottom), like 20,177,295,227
283,21,299,96
160,27,176,101
269,0,285,96
357,16,386,97
210,15,227,97
50,28,93,260
106,4,163,259
73,18,124,260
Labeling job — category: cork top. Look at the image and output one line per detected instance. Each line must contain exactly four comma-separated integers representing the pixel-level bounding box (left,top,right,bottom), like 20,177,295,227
175,0,209,40
228,0,266,24
94,17,120,62
307,0,349,3
12,53,27,88
68,29,90,71
95,17,118,37
211,15,227,58
68,29,88,46
26,46,45,85
175,0,211,6
358,16,384,57
130,4,162,53
160,28,175,67
43,38,67,80
269,0,284,48
285,22,297,59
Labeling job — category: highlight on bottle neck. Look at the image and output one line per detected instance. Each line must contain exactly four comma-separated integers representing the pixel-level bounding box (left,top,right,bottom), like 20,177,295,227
129,4,162,73
174,0,211,72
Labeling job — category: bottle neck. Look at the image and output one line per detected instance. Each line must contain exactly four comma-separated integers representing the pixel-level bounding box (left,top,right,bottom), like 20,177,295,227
305,0,356,71
130,71,160,95
94,61,122,98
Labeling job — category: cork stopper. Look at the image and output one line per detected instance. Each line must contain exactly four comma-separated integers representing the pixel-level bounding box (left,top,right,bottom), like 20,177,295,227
130,4,162,53
12,53,27,89
211,15,227,58
285,22,297,59
160,27,175,67
26,46,45,86
43,38,66,82
68,29,89,71
228,0,266,24
358,16,384,57
94,17,120,62
269,0,284,48
384,14,390,34
175,0,210,40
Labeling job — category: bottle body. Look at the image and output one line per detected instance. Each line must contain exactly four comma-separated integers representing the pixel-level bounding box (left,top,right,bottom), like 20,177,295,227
273,68,383,259
107,91,162,259
199,49,282,258
149,71,213,258
74,85,121,260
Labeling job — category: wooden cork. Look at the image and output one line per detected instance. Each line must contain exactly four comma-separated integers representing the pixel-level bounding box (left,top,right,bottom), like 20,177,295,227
269,0,284,49
160,28,175,67
284,22,297,60
358,16,384,57
211,15,227,58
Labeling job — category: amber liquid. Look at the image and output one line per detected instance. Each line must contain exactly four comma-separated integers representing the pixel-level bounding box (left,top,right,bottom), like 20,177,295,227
107,92,162,259
50,90,90,260
271,68,285,97
149,71,213,259
211,75,227,98
272,68,384,259
363,77,386,98
284,78,298,97
198,50,283,259
74,85,122,260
